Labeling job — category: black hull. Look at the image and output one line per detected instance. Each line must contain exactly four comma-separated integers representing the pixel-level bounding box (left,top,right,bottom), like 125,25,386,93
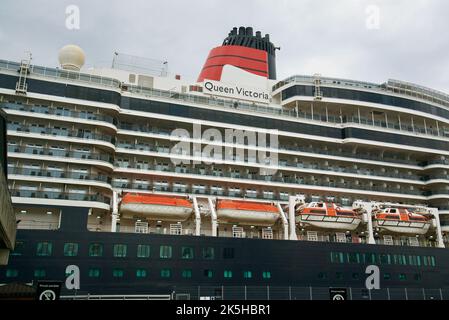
1,207,449,299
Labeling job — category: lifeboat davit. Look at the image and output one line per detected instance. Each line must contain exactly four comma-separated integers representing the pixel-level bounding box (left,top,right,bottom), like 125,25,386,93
216,200,279,226
296,202,362,231
374,208,431,235
120,193,193,221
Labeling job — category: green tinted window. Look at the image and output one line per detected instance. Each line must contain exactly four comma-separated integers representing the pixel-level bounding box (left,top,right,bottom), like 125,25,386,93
182,269,192,278
113,244,127,258
34,269,46,278
204,269,214,278
262,271,271,279
6,269,18,278
161,269,171,278
113,269,124,277
181,247,194,259
380,254,390,265
243,271,252,279
202,247,215,260
137,245,150,258
160,246,172,259
224,270,233,278
89,243,103,257
36,242,52,256
384,273,391,280
136,269,147,278
64,243,79,257
88,268,101,278
399,273,407,281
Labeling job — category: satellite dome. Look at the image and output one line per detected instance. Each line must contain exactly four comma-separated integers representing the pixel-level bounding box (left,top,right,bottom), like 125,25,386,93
58,44,85,71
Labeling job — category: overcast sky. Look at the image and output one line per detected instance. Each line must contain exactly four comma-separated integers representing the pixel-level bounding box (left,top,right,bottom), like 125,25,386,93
0,0,448,93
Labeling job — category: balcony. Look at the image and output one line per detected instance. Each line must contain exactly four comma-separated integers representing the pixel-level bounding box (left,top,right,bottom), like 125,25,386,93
10,189,110,204
8,125,114,144
117,125,423,167
7,144,113,164
8,167,111,184
1,102,116,125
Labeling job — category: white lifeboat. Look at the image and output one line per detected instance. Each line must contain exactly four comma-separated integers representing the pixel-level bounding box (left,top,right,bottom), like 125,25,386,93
374,208,431,235
120,193,193,221
296,202,362,231
216,200,280,226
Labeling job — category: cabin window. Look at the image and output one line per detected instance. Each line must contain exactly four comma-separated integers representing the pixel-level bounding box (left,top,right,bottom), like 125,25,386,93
318,272,328,280
204,269,214,278
182,269,192,278
160,246,173,259
36,242,53,256
137,245,150,258
335,272,343,280
113,269,124,278
113,244,128,258
379,254,390,265
224,270,233,279
384,273,391,280
181,247,194,259
89,243,103,257
160,269,171,278
243,271,253,279
136,269,147,278
399,273,407,281
64,243,79,257
202,247,215,260
347,253,360,264
6,269,19,278
262,271,271,279
414,273,422,281
34,269,46,278
88,268,101,278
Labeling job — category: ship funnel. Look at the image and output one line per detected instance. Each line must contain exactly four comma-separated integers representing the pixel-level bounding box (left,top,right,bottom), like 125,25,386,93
197,26,278,82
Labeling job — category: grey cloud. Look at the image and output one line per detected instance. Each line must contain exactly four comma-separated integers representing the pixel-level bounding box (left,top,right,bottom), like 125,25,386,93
0,0,447,93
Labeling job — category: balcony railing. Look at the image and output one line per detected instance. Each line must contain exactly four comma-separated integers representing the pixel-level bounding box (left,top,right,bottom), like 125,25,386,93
7,145,113,163
1,102,116,125
117,125,423,167
116,144,423,182
111,165,424,197
10,189,110,204
8,167,111,183
7,125,114,144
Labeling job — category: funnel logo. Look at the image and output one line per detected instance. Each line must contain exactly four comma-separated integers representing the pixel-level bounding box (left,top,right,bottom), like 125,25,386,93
203,80,270,104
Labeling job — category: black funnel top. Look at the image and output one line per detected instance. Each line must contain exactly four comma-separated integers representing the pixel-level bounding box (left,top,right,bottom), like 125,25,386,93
222,26,277,80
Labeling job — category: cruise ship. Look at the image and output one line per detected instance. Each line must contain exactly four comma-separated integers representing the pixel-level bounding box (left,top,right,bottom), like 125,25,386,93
1,26,449,300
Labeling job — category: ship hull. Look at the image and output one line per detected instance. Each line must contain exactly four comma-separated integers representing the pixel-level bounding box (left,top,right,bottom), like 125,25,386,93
1,207,448,300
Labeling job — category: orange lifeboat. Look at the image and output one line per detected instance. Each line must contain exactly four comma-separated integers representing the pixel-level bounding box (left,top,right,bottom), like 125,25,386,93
296,202,362,231
120,193,193,221
374,207,431,235
216,200,279,226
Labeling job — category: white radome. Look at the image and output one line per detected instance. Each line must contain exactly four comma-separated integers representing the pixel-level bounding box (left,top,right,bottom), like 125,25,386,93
58,44,85,71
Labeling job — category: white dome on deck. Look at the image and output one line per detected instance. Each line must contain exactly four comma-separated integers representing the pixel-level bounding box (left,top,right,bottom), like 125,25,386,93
58,44,85,71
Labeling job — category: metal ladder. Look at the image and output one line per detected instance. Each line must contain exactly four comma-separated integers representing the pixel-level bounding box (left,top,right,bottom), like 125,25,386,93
15,54,32,95
313,73,322,101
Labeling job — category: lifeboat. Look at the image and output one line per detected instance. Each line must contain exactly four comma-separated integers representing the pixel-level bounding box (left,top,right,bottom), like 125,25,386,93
296,202,362,231
216,200,279,226
120,193,193,221
374,207,431,235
